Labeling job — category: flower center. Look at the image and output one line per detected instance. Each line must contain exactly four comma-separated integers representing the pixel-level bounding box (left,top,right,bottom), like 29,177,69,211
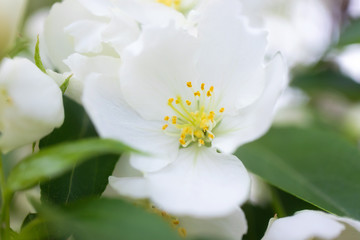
156,0,182,10
162,82,224,147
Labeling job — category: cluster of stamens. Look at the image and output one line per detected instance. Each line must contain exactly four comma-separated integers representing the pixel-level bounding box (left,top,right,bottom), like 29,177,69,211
162,82,224,147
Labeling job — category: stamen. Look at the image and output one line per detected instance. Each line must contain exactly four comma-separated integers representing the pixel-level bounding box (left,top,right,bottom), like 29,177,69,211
208,133,214,139
186,82,192,88
179,138,186,145
198,139,205,145
186,100,191,106
168,98,174,104
164,116,169,121
201,83,205,91
162,124,168,130
219,107,225,113
178,228,187,238
207,90,212,97
210,86,214,92
175,99,180,104
194,91,200,97
172,116,177,124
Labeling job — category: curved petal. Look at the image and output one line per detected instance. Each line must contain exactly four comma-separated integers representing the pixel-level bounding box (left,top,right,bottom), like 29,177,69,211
0,58,64,153
76,0,114,17
262,210,346,240
109,176,149,199
180,208,247,240
146,146,250,217
44,0,101,71
195,0,268,112
212,53,288,153
64,19,107,54
82,76,179,171
120,24,199,120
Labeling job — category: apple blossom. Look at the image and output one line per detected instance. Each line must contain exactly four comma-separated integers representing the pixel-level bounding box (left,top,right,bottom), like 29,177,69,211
262,210,360,240
242,0,334,67
83,0,287,217
0,58,64,153
0,0,27,58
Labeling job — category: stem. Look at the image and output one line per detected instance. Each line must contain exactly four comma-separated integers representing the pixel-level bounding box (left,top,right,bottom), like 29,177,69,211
0,153,11,240
270,187,287,218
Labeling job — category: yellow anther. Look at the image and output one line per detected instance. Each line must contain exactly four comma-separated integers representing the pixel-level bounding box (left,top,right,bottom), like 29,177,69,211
201,83,205,90
219,107,225,113
175,99,180,104
208,133,214,139
194,130,204,139
162,124,168,130
198,139,205,145
178,227,187,238
172,116,177,124
179,138,186,145
194,91,200,97
182,127,192,135
186,100,191,106
186,82,192,88
164,116,170,121
207,90,212,97
168,98,174,104
210,86,214,92
172,219,180,225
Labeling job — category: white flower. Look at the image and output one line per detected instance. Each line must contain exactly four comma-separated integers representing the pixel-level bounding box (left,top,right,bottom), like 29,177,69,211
0,0,27,58
242,0,333,67
0,58,64,153
336,44,360,84
348,0,360,18
262,210,360,240
83,0,287,217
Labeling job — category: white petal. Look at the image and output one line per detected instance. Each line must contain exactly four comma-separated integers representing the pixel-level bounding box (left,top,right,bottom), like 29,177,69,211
76,0,113,17
181,208,248,240
82,76,179,172
196,0,268,111
213,53,288,153
120,24,198,120
262,210,347,240
64,19,107,54
44,0,97,71
101,9,140,55
0,58,64,153
109,176,149,199
146,146,250,217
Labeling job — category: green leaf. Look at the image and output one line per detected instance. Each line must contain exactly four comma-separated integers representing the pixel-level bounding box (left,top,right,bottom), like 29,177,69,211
6,138,137,192
338,19,360,47
38,198,182,240
40,97,119,205
235,126,360,220
292,62,360,101
34,35,46,73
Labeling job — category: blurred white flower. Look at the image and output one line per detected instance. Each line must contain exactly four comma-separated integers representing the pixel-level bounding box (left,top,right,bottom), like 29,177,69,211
348,0,360,18
0,0,27,58
262,210,360,240
336,44,360,83
242,0,333,67
0,58,64,153
248,174,272,207
83,0,287,217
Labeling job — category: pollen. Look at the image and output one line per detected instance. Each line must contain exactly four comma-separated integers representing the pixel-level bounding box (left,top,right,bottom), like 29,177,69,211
162,82,225,148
